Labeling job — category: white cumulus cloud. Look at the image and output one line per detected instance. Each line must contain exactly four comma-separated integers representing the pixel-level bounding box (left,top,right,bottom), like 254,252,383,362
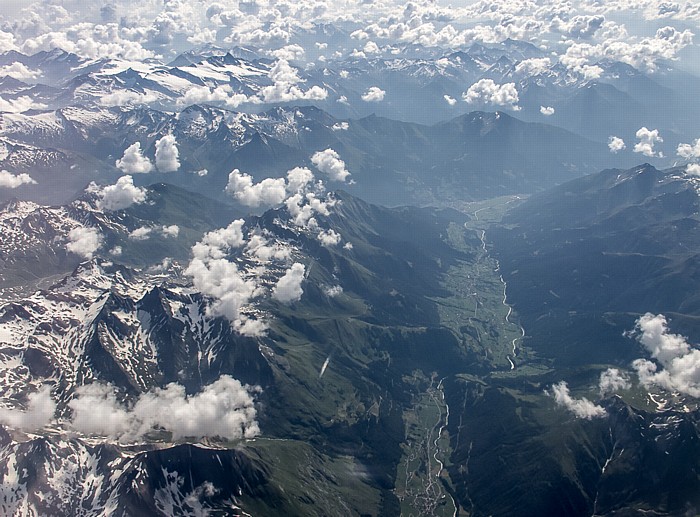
68,376,259,442
155,134,180,172
677,138,700,159
599,368,630,396
0,62,40,81
463,79,520,110
686,164,700,176
66,227,103,259
129,226,152,241
540,106,555,116
116,142,153,174
608,136,626,153
550,381,606,419
634,127,663,157
98,175,147,211
192,220,246,261
0,170,36,188
160,224,179,238
630,313,700,397
0,95,47,113
259,59,327,103
311,148,351,182
317,228,341,247
225,169,287,208
515,57,552,76
270,44,305,61
0,385,56,431
272,262,305,303
361,86,386,102
185,256,259,326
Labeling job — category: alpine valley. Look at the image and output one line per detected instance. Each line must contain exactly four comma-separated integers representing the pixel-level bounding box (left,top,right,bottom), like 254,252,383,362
1,3,700,516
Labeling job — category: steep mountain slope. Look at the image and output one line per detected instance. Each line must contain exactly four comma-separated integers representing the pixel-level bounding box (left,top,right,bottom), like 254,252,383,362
0,183,239,295
491,164,700,357
0,191,480,515
3,42,698,136
1,184,700,515
0,104,630,206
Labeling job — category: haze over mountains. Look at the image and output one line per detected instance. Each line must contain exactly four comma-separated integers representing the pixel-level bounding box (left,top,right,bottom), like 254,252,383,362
1,0,700,515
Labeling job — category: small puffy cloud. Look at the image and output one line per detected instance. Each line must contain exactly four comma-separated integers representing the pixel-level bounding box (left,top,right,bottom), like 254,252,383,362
192,220,245,261
68,376,259,442
686,164,700,176
98,175,147,211
634,127,663,157
0,95,47,113
0,31,17,53
677,138,700,159
225,169,287,208
285,192,335,229
463,79,520,110
332,122,349,131
270,44,305,61
361,86,386,102
515,57,551,77
110,246,122,256
185,256,258,323
129,226,152,241
363,41,380,54
540,106,555,116
160,224,179,238
178,85,249,109
551,14,605,39
245,234,290,262
444,95,457,106
272,262,305,303
186,219,265,334
323,285,343,297
337,95,349,105
630,313,700,397
116,142,153,174
311,148,350,182
155,134,180,172
0,62,40,81
0,385,55,431
67,227,103,259
317,228,341,247
0,170,36,188
285,166,314,194
599,368,630,396
608,136,626,153
550,381,606,419
259,59,328,103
